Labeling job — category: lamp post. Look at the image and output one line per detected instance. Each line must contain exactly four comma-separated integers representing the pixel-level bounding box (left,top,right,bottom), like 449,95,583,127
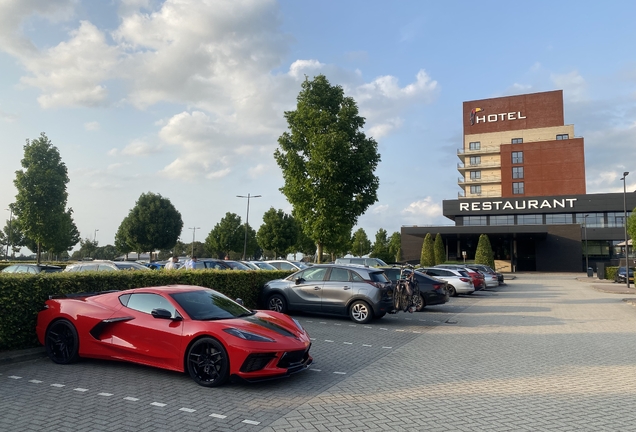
5,207,12,260
189,227,200,258
237,193,262,260
584,214,589,274
94,229,99,242
620,172,630,288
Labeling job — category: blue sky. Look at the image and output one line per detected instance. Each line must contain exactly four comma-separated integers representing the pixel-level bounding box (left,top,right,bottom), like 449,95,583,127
1,0,635,253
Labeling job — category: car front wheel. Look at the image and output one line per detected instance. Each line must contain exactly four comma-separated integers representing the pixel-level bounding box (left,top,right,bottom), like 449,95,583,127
349,300,373,324
45,319,80,364
186,337,229,387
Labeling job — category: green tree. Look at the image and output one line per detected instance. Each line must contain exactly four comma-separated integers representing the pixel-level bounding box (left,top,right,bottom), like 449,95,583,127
43,209,80,256
13,133,78,263
122,192,183,255
205,212,244,258
626,208,635,258
256,208,298,258
325,225,352,260
388,232,402,263
243,223,259,259
434,233,446,265
274,74,381,263
294,227,317,260
94,244,119,260
114,219,134,259
370,228,392,263
475,234,495,269
78,238,98,259
1,215,25,259
351,228,371,257
420,233,435,267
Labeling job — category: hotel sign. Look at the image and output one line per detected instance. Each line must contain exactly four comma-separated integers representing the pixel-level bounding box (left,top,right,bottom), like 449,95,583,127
470,107,527,125
459,198,577,212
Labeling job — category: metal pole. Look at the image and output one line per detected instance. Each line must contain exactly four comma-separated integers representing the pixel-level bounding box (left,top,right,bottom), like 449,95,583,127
624,173,630,288
584,214,589,273
189,227,200,258
237,194,261,260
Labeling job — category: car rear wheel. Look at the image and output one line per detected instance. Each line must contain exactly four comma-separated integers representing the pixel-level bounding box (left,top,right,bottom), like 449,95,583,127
414,293,425,312
186,337,229,387
349,300,373,324
45,319,80,364
447,285,457,297
267,294,288,314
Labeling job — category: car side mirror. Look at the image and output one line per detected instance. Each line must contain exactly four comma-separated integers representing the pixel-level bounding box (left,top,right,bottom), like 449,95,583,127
295,277,305,285
151,308,175,320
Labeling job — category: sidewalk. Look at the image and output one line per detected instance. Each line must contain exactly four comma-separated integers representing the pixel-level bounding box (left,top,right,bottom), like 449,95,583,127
576,274,636,306
0,347,45,365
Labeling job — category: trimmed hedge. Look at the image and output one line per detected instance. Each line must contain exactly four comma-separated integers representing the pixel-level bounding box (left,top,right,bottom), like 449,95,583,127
605,266,618,281
0,269,292,351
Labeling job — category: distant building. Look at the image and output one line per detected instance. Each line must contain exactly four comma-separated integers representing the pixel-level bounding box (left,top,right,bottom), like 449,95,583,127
402,90,634,272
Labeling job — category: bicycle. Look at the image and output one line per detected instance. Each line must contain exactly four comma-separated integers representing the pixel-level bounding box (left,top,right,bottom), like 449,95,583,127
392,265,420,313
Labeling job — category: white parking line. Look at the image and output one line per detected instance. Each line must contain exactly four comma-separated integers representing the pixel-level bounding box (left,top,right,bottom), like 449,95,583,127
151,402,166,407
74,388,89,392
379,328,388,330
310,369,321,372
333,371,346,375
319,322,327,324
98,393,113,397
28,380,42,384
209,413,227,419
180,408,196,413
243,420,260,425
8,376,22,379
364,326,372,329
324,340,334,343
382,346,392,349
124,397,139,401
362,344,372,347
395,329,405,332
343,342,353,345
51,383,65,388
334,323,341,326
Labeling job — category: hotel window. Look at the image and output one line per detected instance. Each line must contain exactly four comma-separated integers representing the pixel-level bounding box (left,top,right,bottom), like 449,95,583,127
470,185,481,195
512,167,524,179
607,211,632,227
575,213,604,228
470,171,481,180
463,216,487,226
517,214,543,225
469,156,481,166
490,215,515,226
546,214,572,224
556,134,569,140
512,151,523,164
469,141,481,150
511,138,523,144
512,182,524,194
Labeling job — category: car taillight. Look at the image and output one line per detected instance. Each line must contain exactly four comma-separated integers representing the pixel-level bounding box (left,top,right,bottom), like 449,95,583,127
459,277,470,283
433,284,443,291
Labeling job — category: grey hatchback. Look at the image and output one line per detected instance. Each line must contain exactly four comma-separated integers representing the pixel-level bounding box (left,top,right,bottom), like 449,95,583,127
261,264,393,324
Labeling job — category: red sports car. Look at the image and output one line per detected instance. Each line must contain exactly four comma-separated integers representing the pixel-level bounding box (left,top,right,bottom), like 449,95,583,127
36,285,313,387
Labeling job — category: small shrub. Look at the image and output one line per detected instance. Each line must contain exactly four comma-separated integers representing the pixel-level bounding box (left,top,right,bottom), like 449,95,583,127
605,266,618,281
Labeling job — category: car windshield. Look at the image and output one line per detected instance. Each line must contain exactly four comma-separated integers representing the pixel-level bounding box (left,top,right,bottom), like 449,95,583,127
373,258,388,266
114,262,148,270
294,262,309,269
225,261,250,270
253,262,276,270
171,289,252,320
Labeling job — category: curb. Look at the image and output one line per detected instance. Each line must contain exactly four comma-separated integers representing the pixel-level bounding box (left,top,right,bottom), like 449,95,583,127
0,347,46,365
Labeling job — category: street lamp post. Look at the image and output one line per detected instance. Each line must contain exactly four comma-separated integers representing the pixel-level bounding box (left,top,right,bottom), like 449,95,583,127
584,214,589,275
189,227,200,258
620,172,630,288
237,193,262,260
94,229,99,242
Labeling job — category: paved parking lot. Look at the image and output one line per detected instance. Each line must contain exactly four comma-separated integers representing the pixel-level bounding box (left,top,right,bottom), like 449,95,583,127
2,274,636,431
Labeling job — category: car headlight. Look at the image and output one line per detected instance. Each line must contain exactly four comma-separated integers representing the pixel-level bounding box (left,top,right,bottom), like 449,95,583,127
223,328,275,342
291,317,304,332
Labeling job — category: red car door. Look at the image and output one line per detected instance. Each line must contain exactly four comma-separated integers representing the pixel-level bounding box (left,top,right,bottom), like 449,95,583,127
108,293,185,371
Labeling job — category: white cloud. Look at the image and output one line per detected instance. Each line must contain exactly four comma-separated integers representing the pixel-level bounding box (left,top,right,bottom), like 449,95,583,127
248,164,268,178
121,139,155,156
372,204,389,214
401,197,442,220
551,71,587,102
84,121,100,131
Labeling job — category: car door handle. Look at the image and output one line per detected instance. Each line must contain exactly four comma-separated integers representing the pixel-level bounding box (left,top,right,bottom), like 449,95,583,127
314,286,321,290
343,286,350,290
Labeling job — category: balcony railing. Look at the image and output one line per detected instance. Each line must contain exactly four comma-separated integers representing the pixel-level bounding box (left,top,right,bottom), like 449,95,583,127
458,176,502,185
457,145,500,155
458,190,502,198
457,161,501,170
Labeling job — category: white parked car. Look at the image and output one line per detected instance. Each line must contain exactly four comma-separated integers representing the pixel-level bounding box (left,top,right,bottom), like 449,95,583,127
264,260,309,271
418,267,474,296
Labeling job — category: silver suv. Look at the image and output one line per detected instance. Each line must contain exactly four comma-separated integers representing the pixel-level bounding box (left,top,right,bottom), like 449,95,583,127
261,264,393,324
64,260,150,272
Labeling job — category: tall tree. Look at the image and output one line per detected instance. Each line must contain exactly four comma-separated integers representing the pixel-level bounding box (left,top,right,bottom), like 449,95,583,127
420,233,435,267
475,234,495,269
351,228,371,257
434,233,446,265
275,74,381,262
13,133,78,263
1,216,25,259
628,208,636,256
205,212,244,258
122,192,183,256
388,232,402,263
256,208,298,258
114,219,134,259
370,228,392,263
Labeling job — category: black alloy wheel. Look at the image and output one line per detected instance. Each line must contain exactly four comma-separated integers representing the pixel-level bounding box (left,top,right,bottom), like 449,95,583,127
447,285,457,297
45,319,80,364
413,293,425,312
186,337,229,387
267,294,288,314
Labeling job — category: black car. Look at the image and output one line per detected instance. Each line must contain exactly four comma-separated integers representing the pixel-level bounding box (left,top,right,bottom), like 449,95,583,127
2,264,63,274
615,267,635,283
380,267,449,311
262,264,393,324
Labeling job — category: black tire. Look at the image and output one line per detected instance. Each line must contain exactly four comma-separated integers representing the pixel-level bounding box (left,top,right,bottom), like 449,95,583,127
392,286,401,311
267,294,288,314
448,285,458,297
349,300,373,324
186,337,229,387
45,319,80,364
414,293,426,312
400,290,410,312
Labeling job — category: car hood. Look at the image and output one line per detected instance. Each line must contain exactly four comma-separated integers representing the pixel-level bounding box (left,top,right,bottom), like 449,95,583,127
219,310,306,339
